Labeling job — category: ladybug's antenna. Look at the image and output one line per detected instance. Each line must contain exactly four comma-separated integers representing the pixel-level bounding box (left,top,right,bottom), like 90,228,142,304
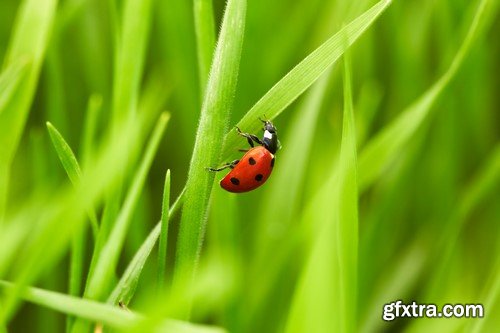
259,115,268,123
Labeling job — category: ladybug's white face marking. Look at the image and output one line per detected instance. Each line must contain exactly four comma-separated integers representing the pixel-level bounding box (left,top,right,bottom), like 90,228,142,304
264,130,273,140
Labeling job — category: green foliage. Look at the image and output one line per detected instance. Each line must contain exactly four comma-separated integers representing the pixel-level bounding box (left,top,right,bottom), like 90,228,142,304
358,0,494,192
157,169,171,291
193,0,216,96
173,0,247,319
221,0,391,161
0,0,499,332
84,113,170,301
0,281,225,333
0,0,57,217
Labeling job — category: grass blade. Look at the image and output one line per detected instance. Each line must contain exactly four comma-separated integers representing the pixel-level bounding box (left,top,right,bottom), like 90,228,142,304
107,187,185,305
111,0,153,124
425,144,500,297
243,71,333,327
173,0,246,319
469,254,500,333
0,0,57,218
194,0,216,96
0,58,29,115
157,170,171,291
221,0,392,161
46,123,83,186
84,113,170,301
46,120,92,333
0,281,224,333
336,54,359,333
46,122,99,237
80,94,102,169
286,55,358,333
109,222,160,305
358,0,493,192
0,114,149,324
0,280,138,329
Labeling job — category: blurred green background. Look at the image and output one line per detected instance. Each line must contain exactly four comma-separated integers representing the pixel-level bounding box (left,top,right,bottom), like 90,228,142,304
0,0,499,332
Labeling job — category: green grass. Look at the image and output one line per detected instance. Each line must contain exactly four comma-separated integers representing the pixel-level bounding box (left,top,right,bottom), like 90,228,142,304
0,0,56,219
1,0,499,332
172,0,247,319
157,169,171,291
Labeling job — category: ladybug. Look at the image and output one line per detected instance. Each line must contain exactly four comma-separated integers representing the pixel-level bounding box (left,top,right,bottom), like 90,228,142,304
208,119,280,193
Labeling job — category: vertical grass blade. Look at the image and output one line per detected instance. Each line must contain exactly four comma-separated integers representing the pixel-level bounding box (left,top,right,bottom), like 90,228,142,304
194,0,216,97
286,55,358,333
0,0,57,218
336,54,359,333
108,188,185,306
221,0,392,161
80,94,102,168
157,170,171,291
111,0,153,124
173,0,246,319
68,232,86,331
84,113,170,301
243,71,333,327
358,0,493,192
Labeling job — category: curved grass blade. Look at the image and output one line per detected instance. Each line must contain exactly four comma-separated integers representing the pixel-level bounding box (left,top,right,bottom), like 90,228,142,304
383,144,500,333
173,0,246,319
46,123,83,186
0,281,224,333
221,0,392,161
46,122,99,237
468,253,500,333
425,144,500,297
358,0,494,192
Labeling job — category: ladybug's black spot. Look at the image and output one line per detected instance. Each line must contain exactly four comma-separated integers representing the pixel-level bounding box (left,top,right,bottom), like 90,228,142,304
255,174,263,181
271,157,275,168
248,157,256,165
230,177,240,185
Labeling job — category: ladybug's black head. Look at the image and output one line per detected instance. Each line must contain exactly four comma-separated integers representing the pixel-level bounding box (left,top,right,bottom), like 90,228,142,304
260,119,280,154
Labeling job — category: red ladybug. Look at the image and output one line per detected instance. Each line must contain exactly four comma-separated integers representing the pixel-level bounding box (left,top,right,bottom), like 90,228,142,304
209,119,280,193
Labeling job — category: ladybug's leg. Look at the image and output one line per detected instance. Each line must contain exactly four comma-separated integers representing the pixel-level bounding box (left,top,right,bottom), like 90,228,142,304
207,159,239,172
235,126,262,147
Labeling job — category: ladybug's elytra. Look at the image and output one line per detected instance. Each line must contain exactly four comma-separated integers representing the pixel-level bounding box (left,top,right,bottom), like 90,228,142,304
208,119,280,193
